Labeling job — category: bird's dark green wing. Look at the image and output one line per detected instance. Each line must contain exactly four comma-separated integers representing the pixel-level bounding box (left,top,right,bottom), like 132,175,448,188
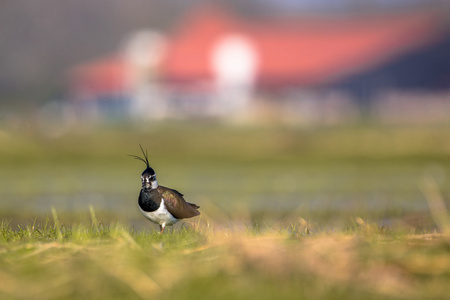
158,186,200,219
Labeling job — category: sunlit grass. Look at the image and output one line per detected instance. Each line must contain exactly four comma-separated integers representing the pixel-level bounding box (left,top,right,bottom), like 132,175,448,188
1,210,450,300
1,122,450,299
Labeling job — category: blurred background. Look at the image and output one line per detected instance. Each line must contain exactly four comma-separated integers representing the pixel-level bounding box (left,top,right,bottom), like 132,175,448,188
1,0,450,230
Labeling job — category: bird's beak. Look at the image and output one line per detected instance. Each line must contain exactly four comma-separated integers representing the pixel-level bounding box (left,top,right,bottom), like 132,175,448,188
141,176,148,187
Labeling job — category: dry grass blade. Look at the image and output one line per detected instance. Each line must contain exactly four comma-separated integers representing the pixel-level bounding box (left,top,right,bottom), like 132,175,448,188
420,175,450,237
93,255,162,299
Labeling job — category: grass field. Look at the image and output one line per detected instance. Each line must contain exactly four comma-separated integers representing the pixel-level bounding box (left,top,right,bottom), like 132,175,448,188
1,215,450,300
1,121,450,299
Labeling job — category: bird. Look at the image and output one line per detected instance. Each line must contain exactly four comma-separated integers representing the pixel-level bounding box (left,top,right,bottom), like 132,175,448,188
129,145,200,233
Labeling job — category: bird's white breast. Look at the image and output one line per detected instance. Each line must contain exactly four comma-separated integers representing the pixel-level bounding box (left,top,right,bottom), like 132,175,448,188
139,198,178,227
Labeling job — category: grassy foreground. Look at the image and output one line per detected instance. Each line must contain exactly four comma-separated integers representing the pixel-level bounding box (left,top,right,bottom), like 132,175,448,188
1,211,450,300
1,123,450,299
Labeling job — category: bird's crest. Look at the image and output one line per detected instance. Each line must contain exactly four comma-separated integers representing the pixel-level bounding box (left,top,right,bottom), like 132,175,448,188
128,144,150,168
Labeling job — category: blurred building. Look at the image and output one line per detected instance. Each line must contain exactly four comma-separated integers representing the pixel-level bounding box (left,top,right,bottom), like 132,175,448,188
68,30,167,121
67,6,450,124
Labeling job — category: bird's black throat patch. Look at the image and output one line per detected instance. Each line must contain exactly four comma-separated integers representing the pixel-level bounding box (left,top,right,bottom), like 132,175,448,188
138,188,162,212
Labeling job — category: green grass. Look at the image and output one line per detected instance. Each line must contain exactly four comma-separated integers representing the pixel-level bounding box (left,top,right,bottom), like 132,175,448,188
1,122,450,227
1,121,450,299
1,212,450,300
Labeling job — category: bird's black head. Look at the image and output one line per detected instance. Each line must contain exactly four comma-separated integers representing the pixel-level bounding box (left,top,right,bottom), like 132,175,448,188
129,145,158,189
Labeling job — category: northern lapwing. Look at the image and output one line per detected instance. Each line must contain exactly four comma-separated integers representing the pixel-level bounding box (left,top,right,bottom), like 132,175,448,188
129,145,200,233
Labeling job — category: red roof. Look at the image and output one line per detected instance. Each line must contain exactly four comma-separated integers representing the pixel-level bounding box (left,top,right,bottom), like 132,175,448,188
68,7,444,98
160,8,442,87
69,55,128,98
